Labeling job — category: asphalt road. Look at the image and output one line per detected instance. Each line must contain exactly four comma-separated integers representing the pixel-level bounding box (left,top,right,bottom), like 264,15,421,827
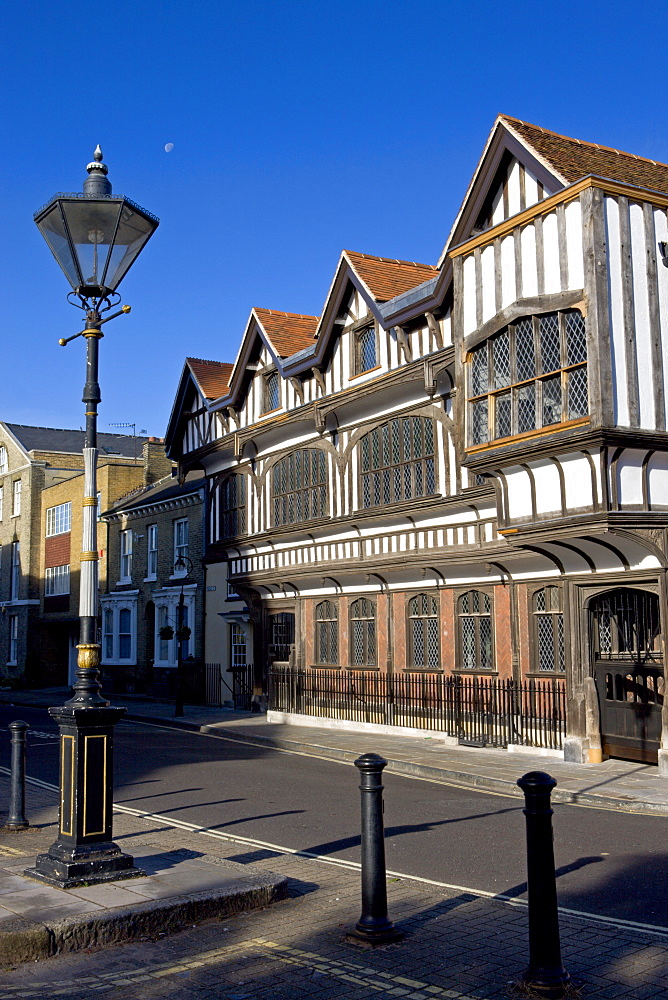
1,704,667,927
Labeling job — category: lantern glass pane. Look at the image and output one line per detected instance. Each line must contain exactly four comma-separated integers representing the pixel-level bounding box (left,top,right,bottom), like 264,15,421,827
104,205,157,289
58,199,122,287
36,203,81,288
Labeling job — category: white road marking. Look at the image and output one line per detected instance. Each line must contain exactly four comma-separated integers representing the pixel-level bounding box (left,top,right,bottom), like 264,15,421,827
4,765,668,940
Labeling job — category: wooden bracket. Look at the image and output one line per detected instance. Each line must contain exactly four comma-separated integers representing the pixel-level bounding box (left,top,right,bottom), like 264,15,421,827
425,311,444,350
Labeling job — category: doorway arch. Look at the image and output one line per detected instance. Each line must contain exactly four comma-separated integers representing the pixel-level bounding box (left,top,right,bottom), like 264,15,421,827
590,587,663,763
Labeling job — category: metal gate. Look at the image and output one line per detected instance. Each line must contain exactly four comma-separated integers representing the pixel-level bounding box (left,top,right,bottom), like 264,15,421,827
590,588,664,763
231,663,254,711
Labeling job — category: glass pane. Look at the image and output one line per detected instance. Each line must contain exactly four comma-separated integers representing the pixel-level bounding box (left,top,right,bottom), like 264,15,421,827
568,367,588,419
471,343,489,395
471,399,489,444
412,619,425,667
566,310,587,365
495,392,512,439
101,203,157,290
461,617,476,669
479,618,492,669
537,616,555,671
492,329,511,388
542,376,562,426
516,383,536,433
59,199,122,287
515,318,536,381
427,618,439,669
539,313,561,374
36,202,81,288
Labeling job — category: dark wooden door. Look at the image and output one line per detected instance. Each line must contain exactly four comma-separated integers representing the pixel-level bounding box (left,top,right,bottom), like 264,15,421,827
591,589,664,764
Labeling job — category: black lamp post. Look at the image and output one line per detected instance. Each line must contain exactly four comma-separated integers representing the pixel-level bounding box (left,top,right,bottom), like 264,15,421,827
173,556,194,717
25,149,159,888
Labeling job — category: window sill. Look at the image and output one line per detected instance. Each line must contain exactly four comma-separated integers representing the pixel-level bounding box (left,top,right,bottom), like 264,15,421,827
346,665,380,671
349,365,382,382
452,669,498,676
309,663,341,670
144,576,157,583
116,580,133,587
403,667,443,673
525,672,566,679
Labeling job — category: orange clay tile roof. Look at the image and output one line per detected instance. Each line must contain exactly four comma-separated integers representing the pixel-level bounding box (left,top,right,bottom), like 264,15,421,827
344,250,437,301
501,115,668,194
186,358,233,401
253,308,319,357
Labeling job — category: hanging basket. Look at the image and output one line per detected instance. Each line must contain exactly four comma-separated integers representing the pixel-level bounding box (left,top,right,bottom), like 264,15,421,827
158,625,174,640
176,626,191,641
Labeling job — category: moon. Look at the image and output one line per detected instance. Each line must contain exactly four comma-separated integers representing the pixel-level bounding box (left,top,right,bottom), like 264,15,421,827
164,142,174,153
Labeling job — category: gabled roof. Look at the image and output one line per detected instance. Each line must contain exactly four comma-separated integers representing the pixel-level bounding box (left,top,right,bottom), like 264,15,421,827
186,358,233,401
4,423,146,459
501,115,668,192
253,309,319,357
343,250,437,302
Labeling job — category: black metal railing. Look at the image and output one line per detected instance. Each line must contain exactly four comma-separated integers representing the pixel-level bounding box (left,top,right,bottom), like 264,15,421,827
269,667,566,750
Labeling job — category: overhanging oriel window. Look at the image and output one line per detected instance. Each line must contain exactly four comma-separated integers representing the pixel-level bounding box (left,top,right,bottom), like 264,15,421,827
467,309,588,446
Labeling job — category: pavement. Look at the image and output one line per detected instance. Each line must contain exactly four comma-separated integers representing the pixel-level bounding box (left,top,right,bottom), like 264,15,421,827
2,687,668,815
1,747,668,997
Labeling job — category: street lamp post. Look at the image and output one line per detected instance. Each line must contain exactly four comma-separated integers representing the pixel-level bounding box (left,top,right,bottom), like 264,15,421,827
25,149,159,888
173,556,194,717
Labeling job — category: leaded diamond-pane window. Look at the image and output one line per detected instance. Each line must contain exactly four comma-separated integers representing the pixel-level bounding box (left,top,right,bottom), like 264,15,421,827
264,371,280,412
316,600,338,665
467,310,588,445
408,593,440,670
219,474,247,539
356,327,377,374
359,417,437,509
532,586,565,673
458,591,493,671
272,449,328,527
350,598,376,666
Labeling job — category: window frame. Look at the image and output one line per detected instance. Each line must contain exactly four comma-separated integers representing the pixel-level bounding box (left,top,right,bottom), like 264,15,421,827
120,529,133,582
8,614,18,665
407,592,440,671
456,589,495,672
315,600,339,666
353,324,378,377
10,541,20,600
146,523,158,580
173,518,189,571
263,370,280,413
358,416,437,510
11,479,21,517
466,309,588,447
46,501,72,537
219,474,247,539
230,622,248,669
0,446,7,475
45,563,70,597
530,586,565,674
272,449,328,528
349,597,377,668
0,485,3,521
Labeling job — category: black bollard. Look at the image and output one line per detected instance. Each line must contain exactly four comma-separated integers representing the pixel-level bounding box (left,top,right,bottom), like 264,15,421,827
517,771,569,999
6,721,29,830
346,753,403,946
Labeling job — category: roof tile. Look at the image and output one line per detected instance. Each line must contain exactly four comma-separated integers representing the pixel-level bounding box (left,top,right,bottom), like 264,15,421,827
501,115,668,193
186,358,233,401
253,308,319,357
344,250,437,301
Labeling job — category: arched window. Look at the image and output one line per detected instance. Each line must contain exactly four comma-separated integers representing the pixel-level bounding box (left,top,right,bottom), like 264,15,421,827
350,598,376,666
359,416,436,508
264,371,280,412
219,474,246,538
408,593,440,670
272,449,327,526
458,591,493,671
533,587,565,672
315,600,338,665
355,326,377,374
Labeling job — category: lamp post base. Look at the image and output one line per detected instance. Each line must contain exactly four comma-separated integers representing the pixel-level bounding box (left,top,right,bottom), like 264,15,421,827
25,842,145,889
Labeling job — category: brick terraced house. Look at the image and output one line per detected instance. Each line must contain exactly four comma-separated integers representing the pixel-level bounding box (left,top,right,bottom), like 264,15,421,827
165,116,668,769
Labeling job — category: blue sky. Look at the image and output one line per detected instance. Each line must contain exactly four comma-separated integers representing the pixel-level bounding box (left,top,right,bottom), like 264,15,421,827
2,0,668,438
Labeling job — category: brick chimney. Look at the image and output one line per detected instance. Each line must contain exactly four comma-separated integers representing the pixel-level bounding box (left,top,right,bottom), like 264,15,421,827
143,437,174,486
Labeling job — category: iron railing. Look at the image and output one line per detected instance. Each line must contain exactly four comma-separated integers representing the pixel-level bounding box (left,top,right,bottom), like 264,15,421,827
269,666,566,750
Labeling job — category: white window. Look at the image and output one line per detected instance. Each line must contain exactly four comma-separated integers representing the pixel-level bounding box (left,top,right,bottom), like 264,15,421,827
158,605,170,661
174,519,188,570
120,529,133,581
231,623,247,668
45,564,70,597
8,615,18,664
46,502,72,537
147,524,158,579
153,588,196,667
0,446,7,473
10,541,20,600
0,485,3,521
12,480,21,517
104,608,114,660
118,608,132,659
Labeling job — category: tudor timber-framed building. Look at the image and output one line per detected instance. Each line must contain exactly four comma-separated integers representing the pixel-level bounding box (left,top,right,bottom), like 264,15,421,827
166,115,668,769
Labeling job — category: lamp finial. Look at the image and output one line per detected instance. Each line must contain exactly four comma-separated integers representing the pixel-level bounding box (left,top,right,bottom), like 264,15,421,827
83,145,112,197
